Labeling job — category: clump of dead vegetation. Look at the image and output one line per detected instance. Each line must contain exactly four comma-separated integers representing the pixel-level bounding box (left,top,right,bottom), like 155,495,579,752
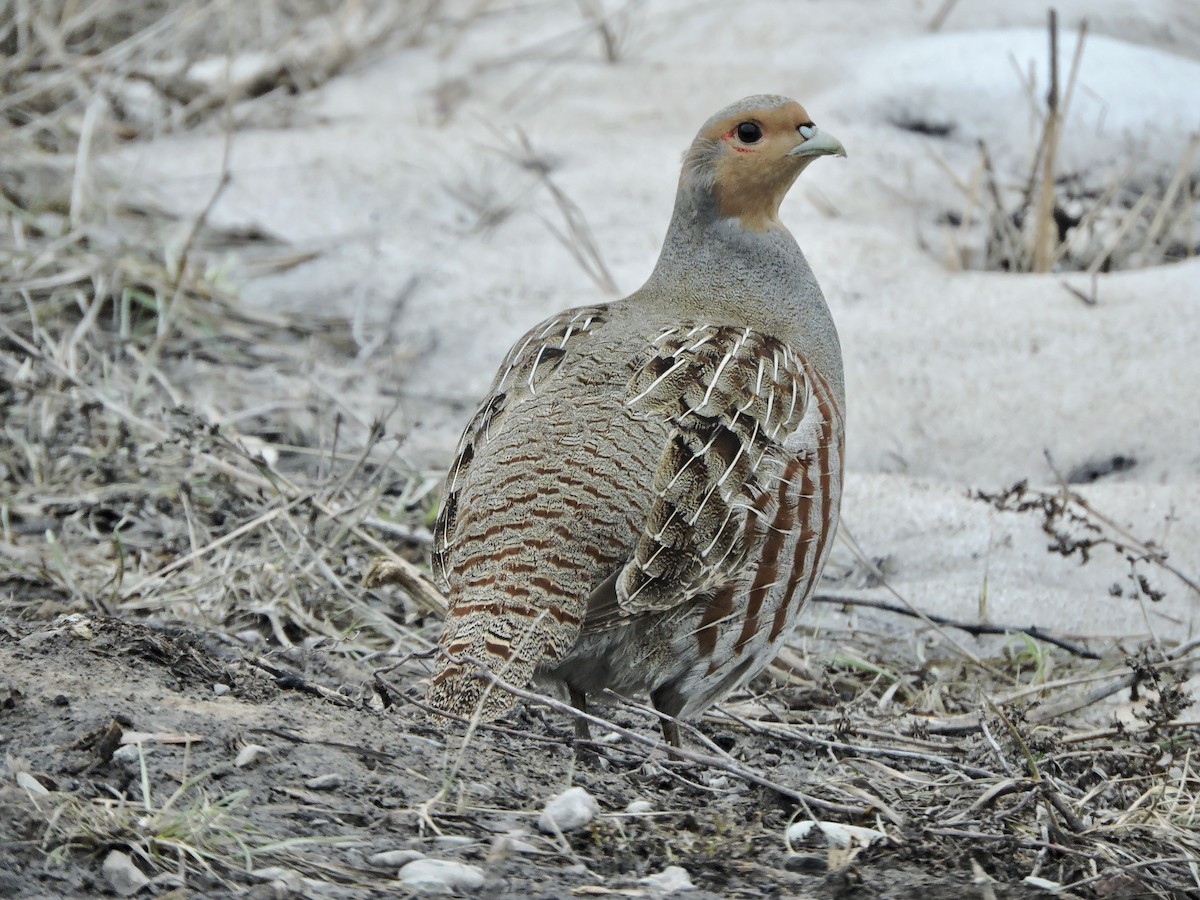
370,602,1199,897
934,11,1199,290
1,0,445,652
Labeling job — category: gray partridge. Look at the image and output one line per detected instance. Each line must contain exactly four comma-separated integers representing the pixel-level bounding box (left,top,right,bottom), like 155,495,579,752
428,95,846,744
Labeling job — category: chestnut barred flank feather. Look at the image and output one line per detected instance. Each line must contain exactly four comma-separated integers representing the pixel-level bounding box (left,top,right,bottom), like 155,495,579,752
427,95,846,741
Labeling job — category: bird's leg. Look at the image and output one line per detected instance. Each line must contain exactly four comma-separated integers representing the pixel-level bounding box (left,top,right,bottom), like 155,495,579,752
659,717,681,748
568,684,591,742
651,690,682,748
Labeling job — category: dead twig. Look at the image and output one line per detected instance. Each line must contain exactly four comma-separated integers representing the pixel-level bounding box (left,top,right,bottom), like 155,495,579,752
812,593,1102,659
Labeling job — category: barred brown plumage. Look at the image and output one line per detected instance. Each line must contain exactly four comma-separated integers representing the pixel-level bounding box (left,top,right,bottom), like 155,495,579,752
426,95,847,744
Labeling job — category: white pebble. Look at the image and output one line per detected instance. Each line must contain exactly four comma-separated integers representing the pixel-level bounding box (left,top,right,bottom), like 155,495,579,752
251,866,305,892
1023,876,1064,892
785,820,886,850
66,615,94,640
624,799,653,815
234,744,270,768
110,745,142,776
102,850,149,897
490,833,540,856
305,774,343,790
370,849,425,868
399,859,485,894
212,684,230,696
433,835,474,848
639,865,695,894
537,786,599,833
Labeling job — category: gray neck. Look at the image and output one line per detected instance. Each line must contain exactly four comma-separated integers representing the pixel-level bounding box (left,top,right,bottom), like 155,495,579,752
634,183,845,401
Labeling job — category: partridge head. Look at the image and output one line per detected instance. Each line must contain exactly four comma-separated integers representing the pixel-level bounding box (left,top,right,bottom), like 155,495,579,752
681,96,846,232
427,95,846,745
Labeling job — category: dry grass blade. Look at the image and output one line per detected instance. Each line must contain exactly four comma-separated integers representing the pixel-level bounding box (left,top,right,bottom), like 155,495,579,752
488,125,620,295
1,1,445,655
1029,9,1060,273
938,14,1199,278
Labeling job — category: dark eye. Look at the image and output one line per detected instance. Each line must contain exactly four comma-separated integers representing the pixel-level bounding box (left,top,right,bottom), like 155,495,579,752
736,122,762,143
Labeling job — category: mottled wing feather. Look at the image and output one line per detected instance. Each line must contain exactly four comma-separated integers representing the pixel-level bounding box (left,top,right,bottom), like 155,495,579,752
431,305,609,588
611,324,809,617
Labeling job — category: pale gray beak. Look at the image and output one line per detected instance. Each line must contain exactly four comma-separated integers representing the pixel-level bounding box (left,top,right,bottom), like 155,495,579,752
787,129,847,159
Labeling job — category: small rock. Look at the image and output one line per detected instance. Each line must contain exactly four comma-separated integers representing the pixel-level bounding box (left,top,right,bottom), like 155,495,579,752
102,850,149,897
65,615,94,641
489,833,539,857
212,684,230,696
18,629,58,648
537,786,599,834
234,744,270,768
639,865,694,894
785,820,886,850
433,835,474,848
251,866,304,892
399,859,485,894
624,799,653,815
1023,876,1064,892
369,849,425,868
110,745,142,776
305,774,343,791
784,854,826,873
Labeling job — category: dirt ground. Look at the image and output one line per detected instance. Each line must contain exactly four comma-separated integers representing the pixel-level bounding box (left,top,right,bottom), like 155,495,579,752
1,612,1172,900
2,2,1197,898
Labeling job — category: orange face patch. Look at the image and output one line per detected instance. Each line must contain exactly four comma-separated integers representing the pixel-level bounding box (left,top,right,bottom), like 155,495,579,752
720,127,758,154
705,103,815,231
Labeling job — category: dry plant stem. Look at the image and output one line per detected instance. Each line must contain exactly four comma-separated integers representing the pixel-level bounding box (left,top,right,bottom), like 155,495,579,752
250,657,356,708
1057,19,1089,126
976,140,1022,269
887,643,1196,736
133,133,233,406
1061,857,1200,895
1043,452,1200,597
954,157,984,269
1058,277,1097,306
396,689,586,749
609,693,734,758
1062,719,1200,744
490,126,618,294
812,593,1101,659
722,704,996,781
1047,161,1139,270
1086,189,1157,277
407,660,861,817
837,526,1010,682
1030,9,1059,273
1139,133,1200,260
926,0,961,31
